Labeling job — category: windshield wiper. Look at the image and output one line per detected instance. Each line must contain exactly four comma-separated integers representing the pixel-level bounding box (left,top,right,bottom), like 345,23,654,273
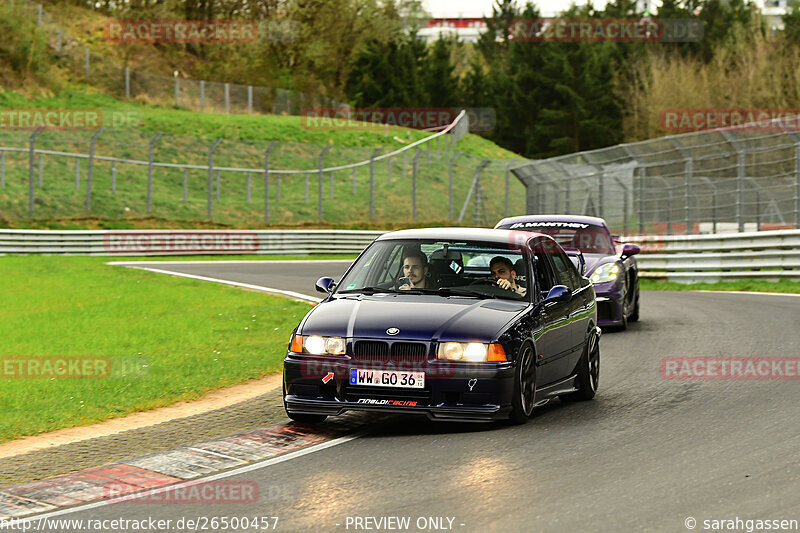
437,287,499,299
338,286,397,294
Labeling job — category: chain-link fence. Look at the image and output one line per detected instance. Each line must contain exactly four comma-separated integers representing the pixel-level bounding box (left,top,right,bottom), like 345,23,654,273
0,112,530,227
513,120,800,235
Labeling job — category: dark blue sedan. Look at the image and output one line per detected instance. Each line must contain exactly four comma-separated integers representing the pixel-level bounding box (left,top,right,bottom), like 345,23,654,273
283,228,600,425
494,215,641,330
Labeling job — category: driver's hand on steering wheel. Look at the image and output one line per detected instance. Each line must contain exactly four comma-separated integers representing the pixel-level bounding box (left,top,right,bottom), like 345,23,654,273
496,278,513,290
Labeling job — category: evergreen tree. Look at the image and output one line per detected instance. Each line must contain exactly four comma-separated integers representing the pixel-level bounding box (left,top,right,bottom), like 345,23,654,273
424,36,459,107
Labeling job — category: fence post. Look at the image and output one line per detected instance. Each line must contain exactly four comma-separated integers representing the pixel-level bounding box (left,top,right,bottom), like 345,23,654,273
28,128,44,219
146,132,164,215
124,67,130,98
57,27,62,54
111,162,117,194
329,171,334,200
207,138,223,219
174,77,179,107
216,170,221,202
636,167,645,234
224,83,230,113
458,159,490,223
596,168,604,218
264,141,278,225
736,149,745,232
38,155,43,188
318,145,332,222
248,86,253,113
305,173,309,203
200,80,205,110
85,128,105,214
75,159,80,191
182,168,187,202
37,4,42,27
412,150,423,221
448,152,464,220
504,159,519,217
684,158,693,235
276,174,281,203
246,172,251,202
369,148,382,220
85,47,90,80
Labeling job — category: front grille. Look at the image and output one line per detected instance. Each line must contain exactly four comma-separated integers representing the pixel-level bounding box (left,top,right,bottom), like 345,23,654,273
352,340,428,362
353,341,389,358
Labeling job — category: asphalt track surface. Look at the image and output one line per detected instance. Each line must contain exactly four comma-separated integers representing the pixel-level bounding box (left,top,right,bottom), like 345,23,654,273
35,261,800,532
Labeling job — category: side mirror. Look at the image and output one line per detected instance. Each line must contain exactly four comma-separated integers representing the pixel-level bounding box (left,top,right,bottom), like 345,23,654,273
621,243,640,257
543,285,571,304
315,277,336,294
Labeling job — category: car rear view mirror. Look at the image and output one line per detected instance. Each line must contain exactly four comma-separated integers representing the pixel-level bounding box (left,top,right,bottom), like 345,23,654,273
315,277,336,294
621,243,640,257
543,285,571,304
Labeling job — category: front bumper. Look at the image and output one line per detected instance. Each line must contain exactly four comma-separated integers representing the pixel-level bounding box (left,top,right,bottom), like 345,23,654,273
593,283,626,327
283,355,515,422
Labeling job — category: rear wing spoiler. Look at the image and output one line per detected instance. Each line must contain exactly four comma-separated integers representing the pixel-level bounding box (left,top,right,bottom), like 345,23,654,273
562,247,586,276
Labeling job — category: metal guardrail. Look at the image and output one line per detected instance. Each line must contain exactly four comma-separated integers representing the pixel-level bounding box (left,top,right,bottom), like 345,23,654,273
626,229,800,281
0,229,384,255
3,229,798,282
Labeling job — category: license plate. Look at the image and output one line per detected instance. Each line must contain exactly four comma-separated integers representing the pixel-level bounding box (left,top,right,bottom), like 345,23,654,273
349,368,425,389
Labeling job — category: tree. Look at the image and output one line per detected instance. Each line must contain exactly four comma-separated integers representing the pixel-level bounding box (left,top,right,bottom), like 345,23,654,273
423,36,460,107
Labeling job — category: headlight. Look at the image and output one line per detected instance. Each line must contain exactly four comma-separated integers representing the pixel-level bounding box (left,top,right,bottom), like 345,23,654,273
437,342,506,362
590,263,621,284
295,335,346,355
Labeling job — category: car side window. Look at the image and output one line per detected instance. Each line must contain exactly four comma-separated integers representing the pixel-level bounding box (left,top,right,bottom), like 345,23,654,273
550,250,578,291
532,244,556,298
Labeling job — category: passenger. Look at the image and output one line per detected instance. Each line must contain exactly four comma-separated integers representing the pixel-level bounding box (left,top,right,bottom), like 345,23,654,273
399,250,431,290
489,256,527,296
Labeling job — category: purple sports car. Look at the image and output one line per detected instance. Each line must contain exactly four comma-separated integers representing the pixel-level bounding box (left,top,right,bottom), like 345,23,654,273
494,215,640,330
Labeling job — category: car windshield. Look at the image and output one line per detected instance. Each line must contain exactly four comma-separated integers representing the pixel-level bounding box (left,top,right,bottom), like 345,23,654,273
499,222,615,255
336,239,528,300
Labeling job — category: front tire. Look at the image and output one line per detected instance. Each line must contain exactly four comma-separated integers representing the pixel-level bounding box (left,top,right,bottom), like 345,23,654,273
629,284,640,322
560,329,599,401
508,344,536,425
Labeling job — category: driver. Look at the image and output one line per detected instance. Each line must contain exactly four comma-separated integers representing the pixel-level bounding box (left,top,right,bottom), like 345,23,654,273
489,256,526,296
399,250,430,290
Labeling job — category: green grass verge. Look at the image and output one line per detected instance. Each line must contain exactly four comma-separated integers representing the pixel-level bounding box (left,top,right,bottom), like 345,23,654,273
640,279,800,294
0,256,313,443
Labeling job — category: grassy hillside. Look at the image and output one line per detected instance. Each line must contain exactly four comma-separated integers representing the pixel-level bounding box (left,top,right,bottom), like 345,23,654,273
0,90,525,229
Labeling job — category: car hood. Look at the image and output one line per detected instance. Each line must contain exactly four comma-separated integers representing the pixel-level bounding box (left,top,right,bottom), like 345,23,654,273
299,294,528,342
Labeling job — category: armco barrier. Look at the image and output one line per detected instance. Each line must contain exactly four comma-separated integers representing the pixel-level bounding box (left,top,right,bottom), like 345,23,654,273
0,229,384,256
2,229,799,283
626,229,800,282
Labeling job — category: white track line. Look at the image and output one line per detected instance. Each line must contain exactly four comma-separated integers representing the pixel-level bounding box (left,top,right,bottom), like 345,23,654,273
9,431,367,524
117,266,322,304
